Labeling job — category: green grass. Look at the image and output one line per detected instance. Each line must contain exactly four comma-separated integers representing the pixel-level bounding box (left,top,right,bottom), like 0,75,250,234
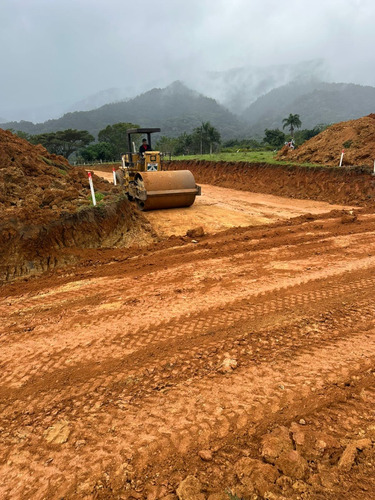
88,192,106,206
169,151,323,168
171,151,276,163
39,155,54,166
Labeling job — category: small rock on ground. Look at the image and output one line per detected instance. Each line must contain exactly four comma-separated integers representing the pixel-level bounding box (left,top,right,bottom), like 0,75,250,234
176,476,205,500
338,438,372,471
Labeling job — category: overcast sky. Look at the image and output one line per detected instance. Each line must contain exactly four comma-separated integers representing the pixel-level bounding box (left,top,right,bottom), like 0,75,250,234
0,0,374,119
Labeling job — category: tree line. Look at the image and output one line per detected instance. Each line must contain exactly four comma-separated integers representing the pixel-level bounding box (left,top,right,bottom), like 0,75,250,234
11,114,327,160
12,121,222,161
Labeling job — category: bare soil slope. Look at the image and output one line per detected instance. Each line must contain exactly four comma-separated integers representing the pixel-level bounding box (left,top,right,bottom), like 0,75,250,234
277,114,375,166
0,130,152,282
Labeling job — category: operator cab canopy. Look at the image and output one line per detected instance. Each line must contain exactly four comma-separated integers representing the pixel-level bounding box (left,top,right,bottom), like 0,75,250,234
127,128,161,152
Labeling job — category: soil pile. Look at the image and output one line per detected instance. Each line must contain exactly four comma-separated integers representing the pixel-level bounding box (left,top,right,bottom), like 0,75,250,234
0,130,153,282
277,114,375,166
0,129,119,224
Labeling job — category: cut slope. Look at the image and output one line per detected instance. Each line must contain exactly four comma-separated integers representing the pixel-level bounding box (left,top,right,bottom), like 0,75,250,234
0,130,152,282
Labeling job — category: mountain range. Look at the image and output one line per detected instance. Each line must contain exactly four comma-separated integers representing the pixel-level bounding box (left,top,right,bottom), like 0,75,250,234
241,80,375,135
1,82,245,140
1,60,375,141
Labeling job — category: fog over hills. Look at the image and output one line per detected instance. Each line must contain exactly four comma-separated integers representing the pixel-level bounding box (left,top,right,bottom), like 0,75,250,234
1,60,327,123
242,81,375,136
1,60,375,140
183,59,328,113
1,81,247,140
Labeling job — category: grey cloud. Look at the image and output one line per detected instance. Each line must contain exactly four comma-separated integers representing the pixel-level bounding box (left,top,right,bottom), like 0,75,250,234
1,0,374,121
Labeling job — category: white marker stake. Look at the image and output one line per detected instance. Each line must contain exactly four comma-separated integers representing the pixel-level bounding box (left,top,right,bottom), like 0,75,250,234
113,167,117,185
373,160,375,175
88,171,96,206
339,149,345,167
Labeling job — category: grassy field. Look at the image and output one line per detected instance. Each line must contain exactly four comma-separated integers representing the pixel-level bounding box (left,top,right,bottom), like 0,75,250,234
169,151,321,167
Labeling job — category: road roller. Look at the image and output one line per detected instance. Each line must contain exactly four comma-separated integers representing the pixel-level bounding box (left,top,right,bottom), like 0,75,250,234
116,127,201,211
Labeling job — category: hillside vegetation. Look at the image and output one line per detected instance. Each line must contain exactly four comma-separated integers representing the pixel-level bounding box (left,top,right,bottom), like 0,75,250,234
2,82,247,141
2,78,375,142
243,81,375,135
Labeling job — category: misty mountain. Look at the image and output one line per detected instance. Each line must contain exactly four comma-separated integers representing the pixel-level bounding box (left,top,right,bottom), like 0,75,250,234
0,59,327,123
183,59,328,113
2,72,375,143
1,81,247,140
242,81,375,135
66,88,132,113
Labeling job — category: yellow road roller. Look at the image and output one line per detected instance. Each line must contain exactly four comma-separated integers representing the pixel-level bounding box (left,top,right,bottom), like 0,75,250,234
116,127,201,211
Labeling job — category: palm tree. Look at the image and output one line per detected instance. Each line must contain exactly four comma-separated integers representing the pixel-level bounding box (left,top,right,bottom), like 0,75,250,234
282,114,302,138
201,121,221,154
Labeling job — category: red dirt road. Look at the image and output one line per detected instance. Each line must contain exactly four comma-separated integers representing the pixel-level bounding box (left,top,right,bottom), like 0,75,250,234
96,169,355,236
1,203,375,498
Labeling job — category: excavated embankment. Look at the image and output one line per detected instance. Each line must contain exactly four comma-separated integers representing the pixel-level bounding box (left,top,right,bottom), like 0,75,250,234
165,160,375,206
0,130,152,283
0,199,152,283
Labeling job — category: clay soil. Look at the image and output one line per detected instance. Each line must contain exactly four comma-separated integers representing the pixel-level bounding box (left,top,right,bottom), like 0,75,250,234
277,114,375,167
1,157,375,499
0,131,152,283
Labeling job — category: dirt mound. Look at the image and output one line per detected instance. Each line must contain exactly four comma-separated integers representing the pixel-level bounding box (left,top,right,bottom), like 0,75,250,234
0,130,153,282
277,114,375,166
0,129,119,224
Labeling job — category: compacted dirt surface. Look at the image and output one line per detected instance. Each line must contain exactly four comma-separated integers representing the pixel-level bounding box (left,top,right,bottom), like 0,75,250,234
1,201,375,499
2,133,375,499
143,184,354,237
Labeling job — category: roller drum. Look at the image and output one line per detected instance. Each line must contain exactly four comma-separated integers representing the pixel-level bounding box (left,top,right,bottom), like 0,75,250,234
134,170,200,210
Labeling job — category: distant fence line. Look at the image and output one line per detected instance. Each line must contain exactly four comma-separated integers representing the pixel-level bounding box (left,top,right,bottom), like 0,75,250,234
72,160,119,166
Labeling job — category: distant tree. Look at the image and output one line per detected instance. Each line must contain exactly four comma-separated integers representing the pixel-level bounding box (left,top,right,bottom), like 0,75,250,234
155,136,179,155
174,132,194,155
30,129,94,158
202,121,221,154
282,114,302,138
80,142,115,162
263,129,286,148
6,128,31,141
169,123,221,156
98,122,140,159
223,138,263,150
15,130,31,141
190,122,221,154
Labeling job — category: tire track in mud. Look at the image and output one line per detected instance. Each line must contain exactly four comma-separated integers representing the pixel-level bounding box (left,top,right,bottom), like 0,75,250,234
2,218,375,497
1,260,375,391
1,287,375,495
1,265,375,416
1,322,375,498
